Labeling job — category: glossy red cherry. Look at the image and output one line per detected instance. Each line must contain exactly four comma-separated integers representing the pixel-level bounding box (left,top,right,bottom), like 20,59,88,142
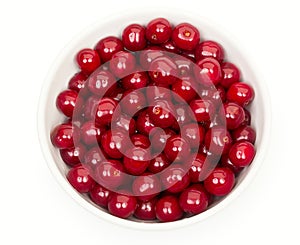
172,76,197,103
172,104,193,131
122,70,149,90
139,47,164,70
80,121,104,146
132,173,161,201
179,184,209,214
84,146,107,169
220,62,240,88
122,24,147,51
51,123,78,149
174,56,194,77
56,89,79,118
172,23,200,51
148,100,176,129
130,134,151,149
148,56,178,85
111,113,136,135
181,123,205,150
155,195,183,222
76,48,101,74
87,70,116,96
229,141,256,167
146,18,172,44
242,108,251,126
189,99,215,122
204,126,233,155
95,36,124,62
108,192,137,218
67,165,95,193
200,85,226,106
100,129,130,159
136,110,155,136
95,97,118,127
188,153,213,182
223,102,245,130
146,83,172,104
204,167,235,196
194,57,222,86
149,128,176,153
123,147,151,175
109,51,136,78
83,95,100,120
194,40,224,62
109,85,125,102
148,153,171,174
94,159,126,189
68,72,89,97
120,90,146,116
164,135,190,162
60,144,86,167
134,198,157,220
232,125,256,144
160,164,190,193
161,40,182,54
89,184,111,208
227,82,255,107
220,154,243,175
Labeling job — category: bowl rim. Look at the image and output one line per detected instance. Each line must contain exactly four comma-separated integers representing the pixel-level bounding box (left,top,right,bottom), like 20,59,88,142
37,8,272,230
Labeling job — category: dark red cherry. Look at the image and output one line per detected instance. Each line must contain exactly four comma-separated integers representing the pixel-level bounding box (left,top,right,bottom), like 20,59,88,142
122,70,149,90
148,100,176,129
155,195,183,222
95,36,124,63
220,62,240,88
109,51,136,78
68,72,89,97
108,192,137,218
89,184,111,208
146,18,172,44
148,153,171,174
174,56,194,77
172,76,197,103
146,83,172,104
164,135,190,162
227,82,255,107
149,128,176,153
76,48,101,74
130,134,151,149
189,99,215,122
80,121,104,146
220,154,243,175
172,23,200,51
60,144,86,167
232,125,256,144
87,70,116,96
242,108,251,126
181,123,205,150
56,89,79,118
83,95,100,120
136,110,155,136
123,147,151,175
223,102,245,130
139,46,164,70
109,85,125,102
228,141,256,167
67,165,95,193
160,40,182,54
200,85,226,106
122,24,147,51
132,173,161,201
120,90,146,116
95,97,118,127
204,167,235,196
194,40,224,62
111,113,136,135
51,123,78,149
84,146,107,170
179,184,209,214
188,153,213,182
134,198,157,220
194,57,222,86
172,104,193,131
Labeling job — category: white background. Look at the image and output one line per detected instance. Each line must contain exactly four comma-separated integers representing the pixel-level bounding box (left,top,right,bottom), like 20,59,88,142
0,0,298,244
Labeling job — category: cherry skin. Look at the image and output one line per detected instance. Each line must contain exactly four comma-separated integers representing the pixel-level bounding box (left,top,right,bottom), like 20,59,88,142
172,23,200,51
95,97,118,127
194,40,224,62
122,70,149,90
189,99,215,122
132,173,161,201
155,195,183,222
109,51,136,78
164,135,191,162
232,125,256,144
148,153,171,174
122,24,147,51
172,76,197,103
188,153,213,182
172,104,193,131
130,134,151,149
60,144,86,167
220,62,241,88
134,198,157,220
111,113,136,135
174,55,194,77
194,57,222,86
139,46,164,70
181,123,205,150
123,147,151,175
108,192,137,218
68,72,89,97
220,154,243,175
149,128,176,153
148,100,176,129
120,90,146,116
94,159,126,190
51,123,78,149
204,167,235,196
160,40,182,54
95,36,124,63
242,108,251,126
83,95,100,120
204,126,233,155
89,184,111,208
84,146,107,170
67,165,95,193
76,48,101,74
80,121,104,146
148,56,178,85
179,184,209,214
227,82,255,107
199,85,226,106
136,110,155,136
146,83,172,104
100,129,130,159
87,70,116,96
56,89,79,118
146,18,172,44
223,102,245,130
229,141,256,168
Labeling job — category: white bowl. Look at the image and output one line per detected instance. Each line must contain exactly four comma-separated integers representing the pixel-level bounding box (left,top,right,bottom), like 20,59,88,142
38,9,271,230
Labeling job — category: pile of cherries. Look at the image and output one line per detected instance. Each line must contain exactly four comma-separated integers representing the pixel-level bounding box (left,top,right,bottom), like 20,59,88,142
51,18,256,222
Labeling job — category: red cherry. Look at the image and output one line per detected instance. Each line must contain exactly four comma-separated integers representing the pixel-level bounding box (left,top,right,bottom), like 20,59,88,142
172,23,200,51
109,51,136,78
95,97,118,127
223,102,245,130
220,154,243,175
220,62,240,88
123,147,151,175
89,184,111,208
189,99,215,122
161,40,182,54
60,144,86,167
84,146,107,170
181,123,205,150
76,48,101,74
204,167,235,196
95,36,124,62
149,128,176,153
139,47,164,70
146,18,172,44
231,125,256,144
136,110,155,136
148,100,176,129
83,95,100,120
194,40,224,62
172,76,197,103
122,70,149,90
174,55,194,77
51,123,78,149
108,192,137,218
227,82,255,107
80,121,105,146
134,198,157,220
155,195,183,222
148,153,171,174
188,153,213,182
132,173,161,201
56,89,79,118
68,72,89,97
111,113,136,135
87,70,116,96
194,57,222,86
120,90,146,116
228,141,256,167
172,104,193,131
146,84,172,104
164,135,191,162
67,165,95,193
122,24,147,51
130,134,151,149
179,184,209,214
242,108,251,126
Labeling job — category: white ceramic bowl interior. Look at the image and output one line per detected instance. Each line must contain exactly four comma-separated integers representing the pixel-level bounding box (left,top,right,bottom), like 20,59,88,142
38,9,271,230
